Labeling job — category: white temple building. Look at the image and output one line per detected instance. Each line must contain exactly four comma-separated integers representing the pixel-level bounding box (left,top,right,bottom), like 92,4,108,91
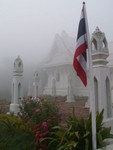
10,28,113,118
39,28,113,116
40,29,113,99
41,31,88,97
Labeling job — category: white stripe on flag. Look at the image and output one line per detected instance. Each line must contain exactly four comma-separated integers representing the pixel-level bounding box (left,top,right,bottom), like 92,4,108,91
76,34,87,49
80,9,84,19
77,55,87,74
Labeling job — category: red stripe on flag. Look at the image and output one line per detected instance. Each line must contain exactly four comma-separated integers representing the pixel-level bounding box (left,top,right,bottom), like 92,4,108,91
75,42,87,57
73,58,87,86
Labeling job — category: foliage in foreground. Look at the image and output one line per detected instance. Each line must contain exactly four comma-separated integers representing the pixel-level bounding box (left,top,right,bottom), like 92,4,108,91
44,109,113,150
0,97,63,150
0,114,35,150
0,96,113,150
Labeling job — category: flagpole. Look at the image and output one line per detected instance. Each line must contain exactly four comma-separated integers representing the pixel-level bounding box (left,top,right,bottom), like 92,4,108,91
83,2,97,150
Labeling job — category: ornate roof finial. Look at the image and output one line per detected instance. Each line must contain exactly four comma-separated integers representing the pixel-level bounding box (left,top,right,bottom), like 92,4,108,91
95,26,100,32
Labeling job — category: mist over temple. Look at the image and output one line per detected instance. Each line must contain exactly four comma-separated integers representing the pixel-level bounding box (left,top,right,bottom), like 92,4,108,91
8,29,113,117
0,1,113,149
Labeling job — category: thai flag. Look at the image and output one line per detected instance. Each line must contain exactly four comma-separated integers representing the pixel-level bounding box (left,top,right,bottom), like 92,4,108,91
73,4,88,86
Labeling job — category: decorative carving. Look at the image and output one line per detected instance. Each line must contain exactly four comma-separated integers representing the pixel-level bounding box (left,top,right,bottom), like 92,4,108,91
91,27,109,66
91,27,108,53
13,56,23,73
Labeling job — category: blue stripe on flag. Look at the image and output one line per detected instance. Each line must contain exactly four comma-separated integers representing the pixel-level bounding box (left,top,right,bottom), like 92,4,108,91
77,18,86,40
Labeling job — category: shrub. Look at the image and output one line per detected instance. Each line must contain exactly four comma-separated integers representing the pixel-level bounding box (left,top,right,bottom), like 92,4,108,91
45,109,113,150
0,97,63,150
18,96,63,149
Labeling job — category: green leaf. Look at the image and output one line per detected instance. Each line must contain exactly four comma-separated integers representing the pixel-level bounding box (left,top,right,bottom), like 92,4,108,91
85,139,89,150
97,132,103,146
58,145,68,150
74,131,79,139
83,131,90,138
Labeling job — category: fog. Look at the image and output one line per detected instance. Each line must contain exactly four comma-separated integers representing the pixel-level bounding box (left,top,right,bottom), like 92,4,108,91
0,0,113,100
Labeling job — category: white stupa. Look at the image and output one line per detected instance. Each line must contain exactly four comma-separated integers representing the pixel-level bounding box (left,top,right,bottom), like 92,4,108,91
10,56,23,115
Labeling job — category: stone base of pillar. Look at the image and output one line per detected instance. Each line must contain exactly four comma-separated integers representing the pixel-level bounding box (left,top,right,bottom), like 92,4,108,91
10,104,20,115
66,95,75,102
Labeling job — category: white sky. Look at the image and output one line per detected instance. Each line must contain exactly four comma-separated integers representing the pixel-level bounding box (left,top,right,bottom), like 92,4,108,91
0,0,113,67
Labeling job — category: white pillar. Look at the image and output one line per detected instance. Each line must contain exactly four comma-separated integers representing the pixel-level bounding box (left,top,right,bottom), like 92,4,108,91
10,56,23,115
91,27,113,119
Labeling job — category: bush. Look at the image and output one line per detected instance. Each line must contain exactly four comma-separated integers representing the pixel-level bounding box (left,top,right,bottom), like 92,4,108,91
45,109,113,150
18,96,63,149
0,97,63,150
1,96,112,150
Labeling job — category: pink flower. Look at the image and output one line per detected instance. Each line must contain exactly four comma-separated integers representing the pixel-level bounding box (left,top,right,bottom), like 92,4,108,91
37,96,41,99
35,131,41,138
46,118,51,122
41,122,48,130
34,124,39,129
17,112,20,116
58,117,64,120
29,96,32,99
35,108,40,113
24,114,29,120
39,138,43,143
40,131,49,137
26,121,31,127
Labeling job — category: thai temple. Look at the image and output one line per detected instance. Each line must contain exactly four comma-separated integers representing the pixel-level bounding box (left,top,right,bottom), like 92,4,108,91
10,27,113,121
